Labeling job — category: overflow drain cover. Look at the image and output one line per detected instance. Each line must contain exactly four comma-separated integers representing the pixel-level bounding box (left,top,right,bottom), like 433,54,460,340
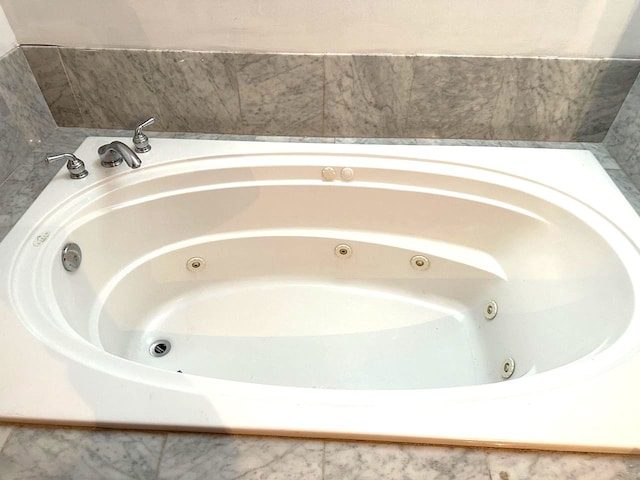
149,340,171,357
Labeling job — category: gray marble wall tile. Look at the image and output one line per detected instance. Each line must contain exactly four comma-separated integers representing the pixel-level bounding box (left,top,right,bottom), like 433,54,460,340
0,425,12,452
324,441,490,480
630,144,640,187
0,48,56,185
35,126,101,153
486,449,640,480
0,426,165,480
607,169,640,215
59,48,163,131
0,49,56,147
157,433,323,480
406,56,506,140
147,51,242,134
22,46,84,128
17,48,640,142
325,55,414,137
0,94,30,186
576,60,640,142
0,127,93,242
491,58,603,142
235,54,324,136
604,73,640,181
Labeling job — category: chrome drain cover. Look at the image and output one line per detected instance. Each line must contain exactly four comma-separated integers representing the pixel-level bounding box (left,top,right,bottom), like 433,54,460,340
149,340,171,357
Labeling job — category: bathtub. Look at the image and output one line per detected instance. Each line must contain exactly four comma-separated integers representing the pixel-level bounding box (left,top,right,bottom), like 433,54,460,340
1,137,640,453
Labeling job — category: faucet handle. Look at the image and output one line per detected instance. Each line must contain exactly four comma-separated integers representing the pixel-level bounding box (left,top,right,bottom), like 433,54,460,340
45,153,88,180
133,117,155,153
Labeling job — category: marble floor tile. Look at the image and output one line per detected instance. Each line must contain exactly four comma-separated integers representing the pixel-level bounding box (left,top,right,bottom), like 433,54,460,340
0,426,165,480
157,433,323,480
324,441,490,480
486,449,640,480
0,425,12,452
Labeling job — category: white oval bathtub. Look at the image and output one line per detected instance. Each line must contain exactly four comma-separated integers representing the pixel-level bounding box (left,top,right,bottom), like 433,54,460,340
1,137,640,452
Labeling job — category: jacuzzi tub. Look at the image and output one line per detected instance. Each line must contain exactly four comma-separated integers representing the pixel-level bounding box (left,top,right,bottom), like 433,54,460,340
1,137,639,452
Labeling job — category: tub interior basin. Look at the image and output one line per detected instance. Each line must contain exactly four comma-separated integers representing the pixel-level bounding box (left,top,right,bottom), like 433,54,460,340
47,162,634,390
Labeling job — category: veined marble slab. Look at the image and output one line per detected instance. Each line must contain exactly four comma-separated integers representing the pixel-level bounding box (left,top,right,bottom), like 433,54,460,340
22,48,640,142
605,74,640,184
0,48,56,186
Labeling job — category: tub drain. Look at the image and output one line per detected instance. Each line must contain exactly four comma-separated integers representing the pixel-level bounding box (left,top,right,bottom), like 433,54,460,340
149,340,171,357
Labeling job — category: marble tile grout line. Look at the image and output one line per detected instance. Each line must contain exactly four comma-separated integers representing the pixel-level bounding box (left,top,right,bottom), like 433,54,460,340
153,433,169,480
0,426,14,454
321,440,326,480
56,46,86,126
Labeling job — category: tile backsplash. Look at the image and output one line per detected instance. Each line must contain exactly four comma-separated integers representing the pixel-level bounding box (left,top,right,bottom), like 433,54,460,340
605,74,640,186
0,48,55,185
22,46,640,142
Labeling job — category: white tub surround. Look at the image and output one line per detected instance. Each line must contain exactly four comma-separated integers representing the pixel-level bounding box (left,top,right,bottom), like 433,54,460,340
1,138,639,452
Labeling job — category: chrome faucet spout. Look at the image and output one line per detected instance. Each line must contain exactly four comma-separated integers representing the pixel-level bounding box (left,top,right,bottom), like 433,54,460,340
98,141,142,169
